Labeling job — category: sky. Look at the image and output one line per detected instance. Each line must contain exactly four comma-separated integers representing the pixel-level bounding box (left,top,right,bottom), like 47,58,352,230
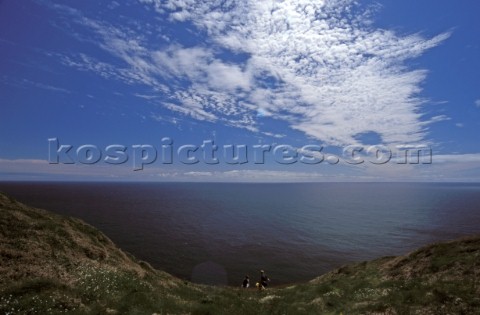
0,0,479,182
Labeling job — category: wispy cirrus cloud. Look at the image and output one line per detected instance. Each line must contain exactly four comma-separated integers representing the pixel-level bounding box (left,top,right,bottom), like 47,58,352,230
51,0,450,145
1,76,71,94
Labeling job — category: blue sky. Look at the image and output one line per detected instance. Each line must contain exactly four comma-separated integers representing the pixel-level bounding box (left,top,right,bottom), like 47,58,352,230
0,0,479,182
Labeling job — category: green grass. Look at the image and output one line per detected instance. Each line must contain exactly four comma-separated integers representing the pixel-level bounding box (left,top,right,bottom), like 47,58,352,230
1,192,480,314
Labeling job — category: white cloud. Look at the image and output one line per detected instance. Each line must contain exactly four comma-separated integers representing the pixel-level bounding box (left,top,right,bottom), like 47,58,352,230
54,10,257,130
140,0,450,146
152,45,252,91
424,115,451,124
0,159,47,165
432,154,480,164
205,61,252,91
134,93,158,100
183,171,213,177
2,154,480,182
1,77,71,94
475,99,480,108
262,132,286,138
0,158,182,181
53,0,450,146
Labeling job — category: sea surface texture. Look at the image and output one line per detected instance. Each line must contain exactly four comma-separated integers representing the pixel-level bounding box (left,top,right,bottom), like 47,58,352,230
1,182,479,285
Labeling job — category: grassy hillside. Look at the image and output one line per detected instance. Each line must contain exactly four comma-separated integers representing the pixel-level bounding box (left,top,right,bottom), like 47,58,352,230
1,192,479,314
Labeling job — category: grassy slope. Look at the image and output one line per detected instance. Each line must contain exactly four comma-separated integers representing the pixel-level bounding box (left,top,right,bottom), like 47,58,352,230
1,192,479,315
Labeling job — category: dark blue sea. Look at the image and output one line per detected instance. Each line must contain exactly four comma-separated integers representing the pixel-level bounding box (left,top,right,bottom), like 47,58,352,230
1,182,480,286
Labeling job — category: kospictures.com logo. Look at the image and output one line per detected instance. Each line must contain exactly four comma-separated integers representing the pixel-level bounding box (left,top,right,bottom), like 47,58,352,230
48,138,433,171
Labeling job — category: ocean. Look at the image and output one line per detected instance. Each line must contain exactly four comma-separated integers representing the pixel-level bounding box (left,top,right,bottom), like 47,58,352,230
1,182,480,286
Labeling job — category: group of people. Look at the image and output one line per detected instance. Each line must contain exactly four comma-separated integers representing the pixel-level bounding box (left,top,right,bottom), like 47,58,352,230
242,270,270,290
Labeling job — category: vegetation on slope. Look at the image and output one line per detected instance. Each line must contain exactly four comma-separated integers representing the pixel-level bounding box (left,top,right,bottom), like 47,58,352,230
1,192,479,314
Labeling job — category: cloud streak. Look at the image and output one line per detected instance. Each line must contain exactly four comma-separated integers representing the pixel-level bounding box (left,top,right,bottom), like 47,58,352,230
2,150,480,181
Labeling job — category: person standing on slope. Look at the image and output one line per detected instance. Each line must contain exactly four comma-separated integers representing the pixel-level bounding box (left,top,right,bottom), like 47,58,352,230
242,275,250,288
259,270,270,289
